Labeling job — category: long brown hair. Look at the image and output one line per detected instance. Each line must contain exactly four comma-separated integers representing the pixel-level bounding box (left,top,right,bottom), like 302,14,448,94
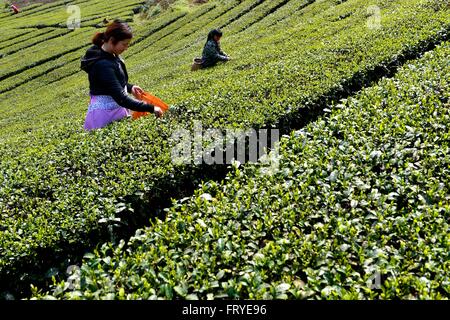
92,19,133,47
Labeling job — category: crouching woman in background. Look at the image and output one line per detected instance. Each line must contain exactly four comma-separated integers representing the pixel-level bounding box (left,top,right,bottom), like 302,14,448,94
201,29,230,69
81,20,162,131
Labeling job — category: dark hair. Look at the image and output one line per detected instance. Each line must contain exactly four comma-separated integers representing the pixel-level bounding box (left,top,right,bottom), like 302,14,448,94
92,19,133,47
207,29,223,43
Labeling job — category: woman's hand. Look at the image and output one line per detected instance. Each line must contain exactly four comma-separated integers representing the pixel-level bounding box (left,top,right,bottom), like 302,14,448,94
154,106,163,118
131,85,144,99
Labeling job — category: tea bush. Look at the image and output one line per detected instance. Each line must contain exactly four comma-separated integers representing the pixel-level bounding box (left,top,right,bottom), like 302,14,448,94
0,0,448,298
40,41,450,300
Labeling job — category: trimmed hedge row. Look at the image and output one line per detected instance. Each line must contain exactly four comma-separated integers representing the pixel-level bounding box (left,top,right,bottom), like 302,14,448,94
0,28,94,81
0,0,449,297
39,41,450,300
0,29,46,51
127,0,248,56
0,0,102,26
0,50,83,94
131,0,273,56
223,0,291,34
127,0,219,54
0,29,71,58
0,0,142,29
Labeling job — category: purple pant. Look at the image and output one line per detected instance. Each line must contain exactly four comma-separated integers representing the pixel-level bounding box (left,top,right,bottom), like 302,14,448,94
84,95,130,131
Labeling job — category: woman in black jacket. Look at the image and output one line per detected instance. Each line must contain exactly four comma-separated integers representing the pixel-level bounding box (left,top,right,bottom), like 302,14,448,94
201,29,230,69
81,20,162,131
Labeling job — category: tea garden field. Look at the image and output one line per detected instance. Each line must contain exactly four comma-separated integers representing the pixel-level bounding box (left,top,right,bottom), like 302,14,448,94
0,0,449,299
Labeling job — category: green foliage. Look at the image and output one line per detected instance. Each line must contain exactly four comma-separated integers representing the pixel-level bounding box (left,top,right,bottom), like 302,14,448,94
0,0,449,299
40,41,450,300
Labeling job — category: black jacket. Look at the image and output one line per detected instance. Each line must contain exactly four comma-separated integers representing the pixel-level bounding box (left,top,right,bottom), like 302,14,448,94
81,45,154,112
